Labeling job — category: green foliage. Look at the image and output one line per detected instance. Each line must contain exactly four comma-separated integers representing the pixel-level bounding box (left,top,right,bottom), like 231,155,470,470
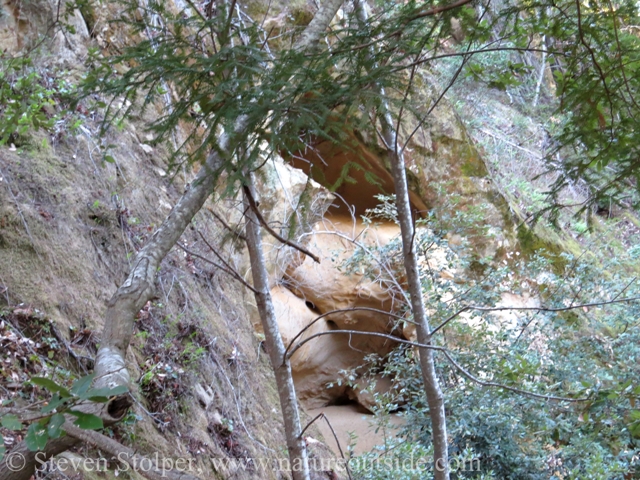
0,55,80,147
543,0,640,214
340,199,640,479
77,0,462,193
4,0,638,470
0,57,57,145
74,0,640,217
0,374,128,461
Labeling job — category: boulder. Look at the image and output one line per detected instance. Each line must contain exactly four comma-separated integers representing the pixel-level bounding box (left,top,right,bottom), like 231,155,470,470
274,214,408,407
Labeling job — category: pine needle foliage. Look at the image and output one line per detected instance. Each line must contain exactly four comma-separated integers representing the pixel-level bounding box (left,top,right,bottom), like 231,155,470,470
77,0,484,197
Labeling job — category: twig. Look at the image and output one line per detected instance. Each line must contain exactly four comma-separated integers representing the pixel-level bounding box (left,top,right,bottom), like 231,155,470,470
175,242,259,294
477,128,542,159
304,229,411,306
410,0,475,21
430,295,640,335
196,228,252,290
50,322,90,374
300,413,352,480
242,185,320,264
286,329,446,361
282,307,415,366
209,351,275,452
287,328,587,403
441,350,589,402
206,207,247,242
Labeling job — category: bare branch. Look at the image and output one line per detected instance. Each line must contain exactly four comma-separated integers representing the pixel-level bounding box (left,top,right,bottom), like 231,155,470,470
175,241,259,294
282,306,414,366
305,229,411,305
300,413,353,480
207,207,247,242
410,0,475,21
287,331,591,403
430,295,640,335
286,329,448,361
243,185,321,264
441,350,589,402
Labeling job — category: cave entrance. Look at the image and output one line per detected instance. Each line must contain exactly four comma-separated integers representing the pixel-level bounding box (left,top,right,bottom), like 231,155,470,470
286,133,428,218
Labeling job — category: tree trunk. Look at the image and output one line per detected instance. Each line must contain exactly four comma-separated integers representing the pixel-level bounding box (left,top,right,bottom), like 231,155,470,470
386,133,450,480
0,151,224,480
243,175,310,480
352,1,450,478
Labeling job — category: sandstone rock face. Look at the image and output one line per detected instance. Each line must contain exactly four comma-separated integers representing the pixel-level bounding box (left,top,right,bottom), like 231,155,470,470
0,0,89,59
221,155,334,288
273,95,526,412
273,214,408,409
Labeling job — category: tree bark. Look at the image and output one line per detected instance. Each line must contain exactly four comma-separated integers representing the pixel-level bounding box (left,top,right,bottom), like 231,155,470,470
0,151,224,480
297,0,345,52
353,1,450,478
384,120,450,480
93,150,223,391
243,176,310,480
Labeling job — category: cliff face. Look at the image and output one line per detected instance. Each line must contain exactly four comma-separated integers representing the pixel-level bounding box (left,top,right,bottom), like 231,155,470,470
274,84,523,412
0,0,532,477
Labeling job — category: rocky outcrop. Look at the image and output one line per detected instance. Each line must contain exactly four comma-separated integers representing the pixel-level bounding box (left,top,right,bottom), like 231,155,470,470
274,80,527,412
273,215,406,409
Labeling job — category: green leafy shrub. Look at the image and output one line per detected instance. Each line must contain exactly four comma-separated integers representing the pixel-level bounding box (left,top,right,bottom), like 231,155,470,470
340,199,640,479
0,374,127,460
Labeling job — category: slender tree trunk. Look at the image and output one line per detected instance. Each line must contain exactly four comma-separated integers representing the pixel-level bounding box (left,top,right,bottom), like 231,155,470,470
297,0,345,52
94,152,224,391
243,175,310,480
533,34,547,107
385,131,450,480
353,2,449,478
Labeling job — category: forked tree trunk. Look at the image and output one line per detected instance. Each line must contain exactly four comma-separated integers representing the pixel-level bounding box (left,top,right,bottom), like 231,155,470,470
352,1,450,478
0,151,223,480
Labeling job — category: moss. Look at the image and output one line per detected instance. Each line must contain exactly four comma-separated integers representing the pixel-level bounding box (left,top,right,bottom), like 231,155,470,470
289,5,314,26
459,150,488,178
516,223,582,273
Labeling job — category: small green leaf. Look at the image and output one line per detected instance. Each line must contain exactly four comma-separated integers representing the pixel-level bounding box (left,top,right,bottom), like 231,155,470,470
41,394,70,414
69,411,103,430
0,433,5,462
104,155,115,163
1,414,23,431
25,422,49,451
70,374,96,396
47,413,65,439
30,377,72,398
